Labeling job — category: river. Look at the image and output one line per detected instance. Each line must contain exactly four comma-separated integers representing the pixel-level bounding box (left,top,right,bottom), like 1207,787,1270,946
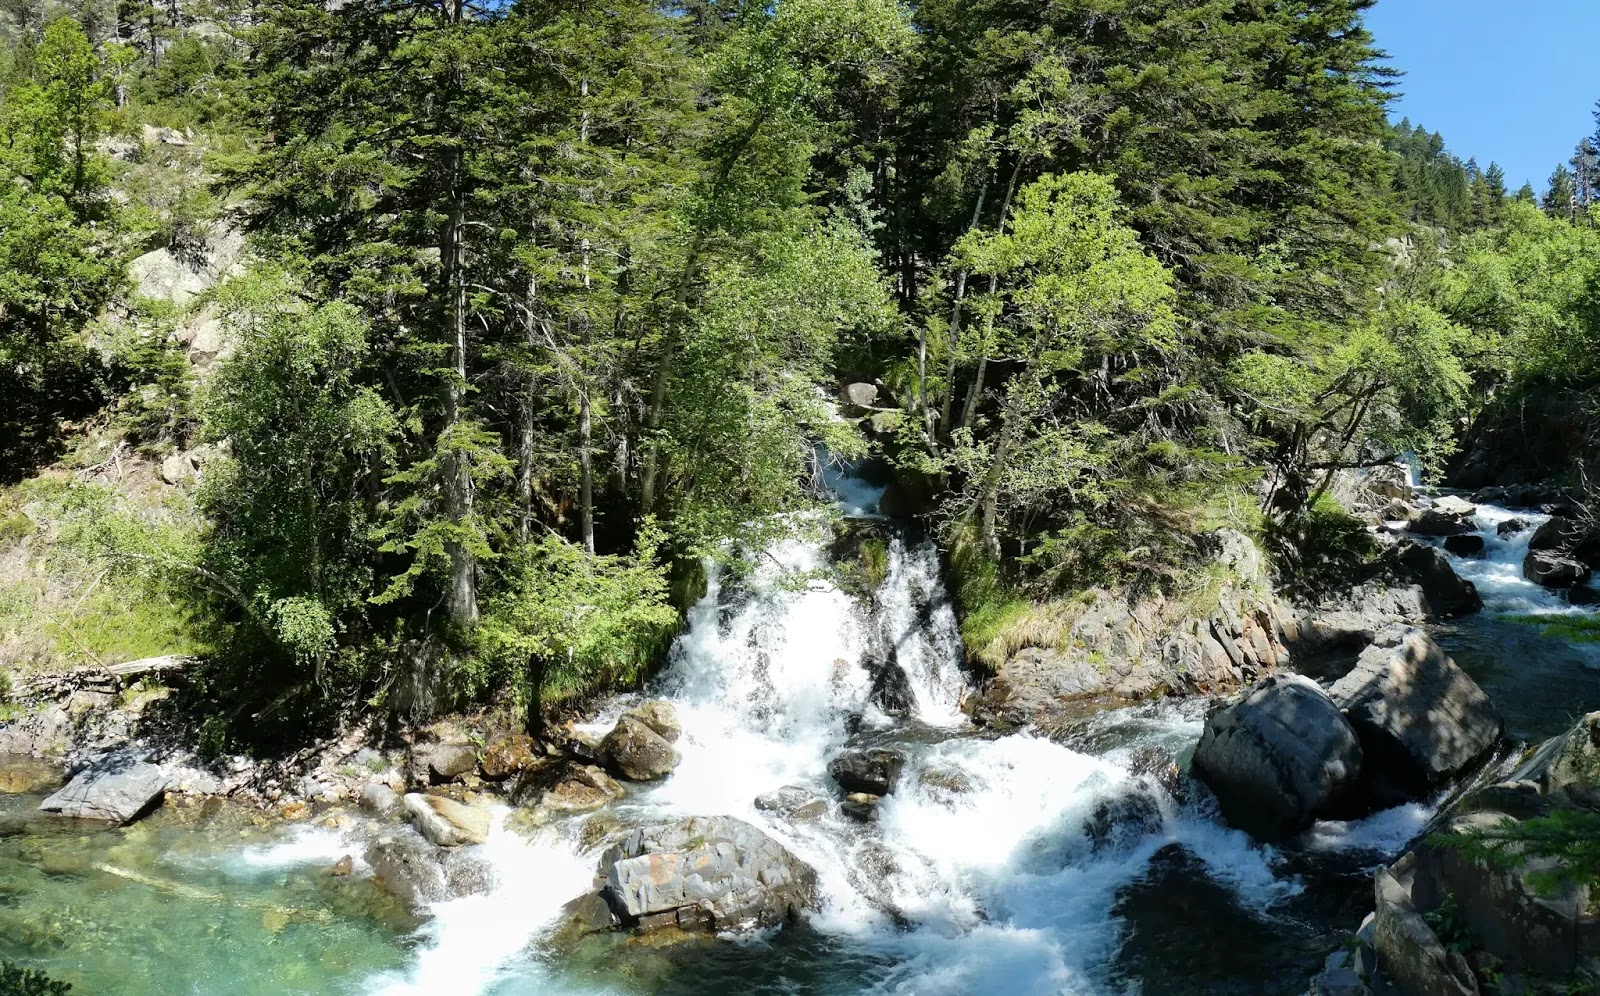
1,484,1595,995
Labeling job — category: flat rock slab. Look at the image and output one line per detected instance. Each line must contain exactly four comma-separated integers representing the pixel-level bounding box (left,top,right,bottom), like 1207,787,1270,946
39,755,168,823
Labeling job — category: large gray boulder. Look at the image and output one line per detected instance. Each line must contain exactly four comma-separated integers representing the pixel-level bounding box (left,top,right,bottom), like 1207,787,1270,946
1410,498,1477,537
425,743,478,783
597,816,815,933
1329,626,1502,798
600,714,680,781
1191,674,1363,841
1523,549,1592,589
38,754,169,823
1373,858,1479,996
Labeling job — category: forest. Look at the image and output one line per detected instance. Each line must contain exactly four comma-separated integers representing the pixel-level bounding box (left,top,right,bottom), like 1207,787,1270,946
2,0,1600,742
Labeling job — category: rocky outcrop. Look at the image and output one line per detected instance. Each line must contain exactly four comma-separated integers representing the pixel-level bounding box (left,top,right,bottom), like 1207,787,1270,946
1191,674,1362,841
38,753,170,823
1523,549,1592,589
971,530,1297,727
402,792,492,847
828,748,905,796
600,714,681,781
1329,627,1501,802
596,816,815,933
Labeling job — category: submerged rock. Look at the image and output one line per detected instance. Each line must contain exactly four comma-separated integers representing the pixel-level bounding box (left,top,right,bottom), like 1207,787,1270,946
601,715,681,781
828,748,905,797
38,753,169,823
0,755,63,795
402,793,491,847
1191,674,1362,841
366,833,448,907
597,816,815,933
1329,626,1501,800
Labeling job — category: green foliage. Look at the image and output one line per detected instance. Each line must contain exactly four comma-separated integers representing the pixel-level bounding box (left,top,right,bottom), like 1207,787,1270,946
1265,494,1378,602
0,961,70,996
1435,809,1600,898
478,521,680,718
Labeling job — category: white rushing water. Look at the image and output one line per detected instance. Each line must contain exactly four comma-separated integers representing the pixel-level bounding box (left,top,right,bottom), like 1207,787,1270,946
307,465,1445,994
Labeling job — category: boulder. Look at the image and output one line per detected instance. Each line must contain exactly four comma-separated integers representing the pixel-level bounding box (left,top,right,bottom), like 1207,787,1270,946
479,734,538,779
515,760,625,813
1529,516,1584,552
38,754,169,823
754,785,828,822
1497,517,1532,537
1523,549,1592,588
425,743,479,783
1432,495,1479,517
1329,627,1501,801
1443,534,1485,557
841,382,879,409
597,816,815,932
1388,542,1483,618
402,793,491,847
840,792,880,822
1191,674,1363,841
828,748,906,797
1410,497,1477,537
1365,464,1414,501
622,700,681,743
600,714,680,781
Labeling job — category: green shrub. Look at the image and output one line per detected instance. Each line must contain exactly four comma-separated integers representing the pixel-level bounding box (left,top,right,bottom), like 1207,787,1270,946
0,960,71,995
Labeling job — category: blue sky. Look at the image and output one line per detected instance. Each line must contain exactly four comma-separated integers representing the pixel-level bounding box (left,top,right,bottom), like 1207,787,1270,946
1364,0,1600,193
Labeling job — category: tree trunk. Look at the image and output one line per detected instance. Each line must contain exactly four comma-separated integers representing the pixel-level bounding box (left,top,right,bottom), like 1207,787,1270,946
578,77,596,555
937,181,989,435
441,148,478,629
978,380,1025,557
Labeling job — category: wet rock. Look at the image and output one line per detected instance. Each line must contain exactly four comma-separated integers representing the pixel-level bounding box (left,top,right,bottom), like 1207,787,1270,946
425,743,479,783
866,654,916,716
1084,787,1164,850
1191,674,1362,841
366,833,449,908
840,792,880,822
1329,626,1502,800
1523,549,1592,589
515,760,625,813
402,793,491,847
1497,517,1533,537
1443,534,1485,556
828,748,906,797
600,714,681,781
597,816,816,933
442,847,496,897
360,782,401,817
552,891,619,946
754,785,828,821
38,753,168,823
1127,745,1184,802
479,733,538,779
623,700,681,744
331,855,354,876
1308,948,1371,996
